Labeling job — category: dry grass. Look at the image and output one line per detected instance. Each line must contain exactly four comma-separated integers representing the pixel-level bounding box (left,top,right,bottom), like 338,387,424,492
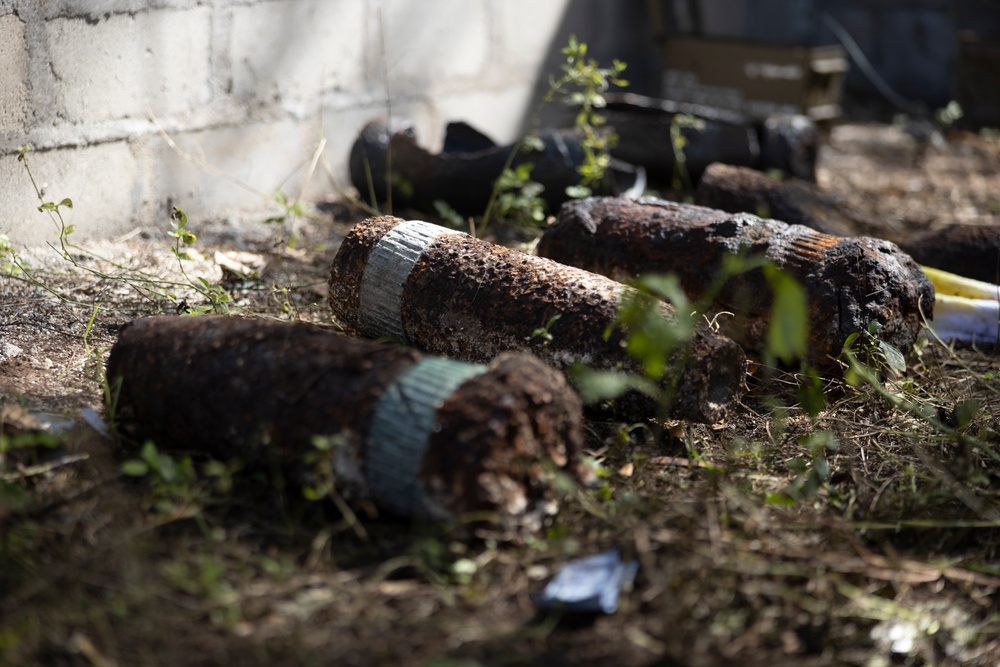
3,124,1000,667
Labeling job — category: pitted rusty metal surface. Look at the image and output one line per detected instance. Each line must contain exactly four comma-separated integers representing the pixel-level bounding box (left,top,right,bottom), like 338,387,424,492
329,215,400,326
423,352,589,517
539,197,935,368
328,217,747,423
105,316,587,519
106,316,415,464
402,231,629,368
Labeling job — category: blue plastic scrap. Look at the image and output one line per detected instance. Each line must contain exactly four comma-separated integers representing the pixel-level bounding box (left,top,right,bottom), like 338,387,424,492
532,549,639,614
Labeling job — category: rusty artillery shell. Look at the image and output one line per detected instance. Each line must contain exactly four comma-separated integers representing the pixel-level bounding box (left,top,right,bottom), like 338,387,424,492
537,197,934,369
699,164,1000,285
696,163,856,237
328,216,746,423
105,316,587,520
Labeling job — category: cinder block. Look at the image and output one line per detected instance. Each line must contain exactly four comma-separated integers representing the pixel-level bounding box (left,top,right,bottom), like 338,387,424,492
0,14,28,132
375,0,489,94
153,118,316,217
45,8,212,123
495,0,571,72
0,142,140,247
230,0,367,105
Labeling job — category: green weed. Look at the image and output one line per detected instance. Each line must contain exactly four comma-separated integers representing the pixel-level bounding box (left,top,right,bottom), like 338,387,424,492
575,254,813,423
480,37,628,235
669,113,706,199
121,441,237,517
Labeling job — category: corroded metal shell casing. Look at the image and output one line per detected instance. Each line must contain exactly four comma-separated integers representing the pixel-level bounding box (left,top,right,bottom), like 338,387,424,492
105,316,587,520
328,216,747,423
537,197,935,369
696,162,856,237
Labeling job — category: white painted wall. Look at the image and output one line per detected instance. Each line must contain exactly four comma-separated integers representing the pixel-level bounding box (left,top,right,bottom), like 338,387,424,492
1,0,603,245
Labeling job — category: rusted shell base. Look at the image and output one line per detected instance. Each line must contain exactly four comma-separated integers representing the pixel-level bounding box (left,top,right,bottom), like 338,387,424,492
329,217,746,423
538,197,934,369
105,316,587,520
898,225,1000,284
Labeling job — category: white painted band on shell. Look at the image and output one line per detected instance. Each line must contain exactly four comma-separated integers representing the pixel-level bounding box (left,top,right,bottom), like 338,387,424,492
357,220,464,341
366,356,487,519
927,293,1000,344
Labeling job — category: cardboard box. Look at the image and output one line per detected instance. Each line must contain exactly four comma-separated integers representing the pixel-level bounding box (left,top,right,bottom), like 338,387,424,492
662,38,848,120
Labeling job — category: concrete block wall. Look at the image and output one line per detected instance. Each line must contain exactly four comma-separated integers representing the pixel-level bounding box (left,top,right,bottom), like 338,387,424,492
0,0,659,246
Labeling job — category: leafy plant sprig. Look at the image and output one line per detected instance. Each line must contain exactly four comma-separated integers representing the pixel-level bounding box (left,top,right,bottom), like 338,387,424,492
14,146,221,311
841,320,907,380
168,207,232,315
575,254,816,424
553,35,629,197
670,114,706,199
479,37,628,235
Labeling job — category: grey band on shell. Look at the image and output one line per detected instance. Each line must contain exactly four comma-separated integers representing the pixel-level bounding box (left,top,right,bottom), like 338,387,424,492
357,220,463,341
366,356,487,518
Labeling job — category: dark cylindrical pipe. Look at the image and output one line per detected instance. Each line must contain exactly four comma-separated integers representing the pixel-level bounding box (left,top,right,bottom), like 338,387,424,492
537,197,934,369
328,216,746,423
696,162,856,237
897,226,1000,285
106,316,587,520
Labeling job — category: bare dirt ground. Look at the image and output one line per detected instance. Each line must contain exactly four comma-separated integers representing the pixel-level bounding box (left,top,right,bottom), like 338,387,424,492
3,121,1000,667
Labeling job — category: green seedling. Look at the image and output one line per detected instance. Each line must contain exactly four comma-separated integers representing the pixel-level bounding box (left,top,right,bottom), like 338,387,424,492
479,37,628,235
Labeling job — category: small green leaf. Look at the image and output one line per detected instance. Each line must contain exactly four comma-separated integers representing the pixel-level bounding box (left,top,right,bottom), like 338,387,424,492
573,369,633,402
564,184,591,199
796,367,825,418
635,273,690,311
521,134,545,152
171,207,188,227
121,460,149,476
800,430,839,456
594,483,613,502
39,202,56,212
786,457,808,474
156,457,177,483
140,441,159,465
203,460,227,477
766,492,797,506
513,163,534,181
879,340,907,373
764,265,809,364
58,198,73,209
954,399,981,429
